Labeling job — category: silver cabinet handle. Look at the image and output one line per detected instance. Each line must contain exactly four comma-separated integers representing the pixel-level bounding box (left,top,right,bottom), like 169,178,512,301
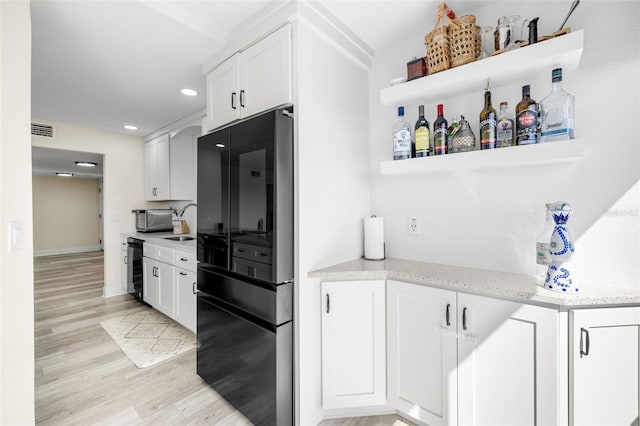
192,282,198,295
155,267,160,278
240,89,245,108
580,328,590,357
462,307,468,331
326,294,330,314
180,257,188,262
231,92,237,109
179,272,187,276
124,255,127,265
446,303,451,326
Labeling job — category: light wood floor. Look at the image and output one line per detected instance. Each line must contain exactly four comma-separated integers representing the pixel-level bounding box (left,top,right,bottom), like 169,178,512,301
34,251,413,426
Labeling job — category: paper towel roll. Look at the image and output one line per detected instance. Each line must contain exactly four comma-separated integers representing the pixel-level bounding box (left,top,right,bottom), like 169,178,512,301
364,216,385,260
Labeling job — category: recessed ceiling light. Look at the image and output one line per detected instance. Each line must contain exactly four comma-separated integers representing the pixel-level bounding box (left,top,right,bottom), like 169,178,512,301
75,161,97,167
56,172,74,177
215,143,225,148
181,88,198,97
124,125,137,130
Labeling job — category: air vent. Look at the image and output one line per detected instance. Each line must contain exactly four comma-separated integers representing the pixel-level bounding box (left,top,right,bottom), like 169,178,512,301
31,122,55,138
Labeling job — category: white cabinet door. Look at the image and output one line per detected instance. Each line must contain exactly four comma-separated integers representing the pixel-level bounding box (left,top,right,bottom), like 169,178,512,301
205,53,240,131
571,307,640,426
387,280,457,426
121,249,128,292
321,280,386,409
144,134,170,200
155,261,174,318
175,268,196,333
240,24,292,118
457,293,559,426
142,258,158,307
169,132,195,201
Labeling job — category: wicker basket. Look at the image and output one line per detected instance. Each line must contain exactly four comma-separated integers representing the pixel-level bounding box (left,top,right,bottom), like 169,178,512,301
424,8,451,75
449,15,479,68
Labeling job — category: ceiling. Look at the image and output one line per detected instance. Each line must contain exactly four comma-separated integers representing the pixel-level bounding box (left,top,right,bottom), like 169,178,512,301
32,147,103,179
30,0,454,176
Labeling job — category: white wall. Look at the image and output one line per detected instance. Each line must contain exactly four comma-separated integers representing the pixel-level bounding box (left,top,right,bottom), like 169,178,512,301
369,1,640,290
294,18,372,426
32,122,161,297
0,1,34,423
33,176,101,255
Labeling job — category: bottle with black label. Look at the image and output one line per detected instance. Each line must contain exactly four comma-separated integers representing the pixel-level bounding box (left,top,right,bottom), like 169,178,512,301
414,105,430,157
516,85,540,145
479,80,497,150
433,104,448,155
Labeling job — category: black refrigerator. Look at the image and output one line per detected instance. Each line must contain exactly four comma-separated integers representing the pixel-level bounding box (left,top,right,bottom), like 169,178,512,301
196,107,293,426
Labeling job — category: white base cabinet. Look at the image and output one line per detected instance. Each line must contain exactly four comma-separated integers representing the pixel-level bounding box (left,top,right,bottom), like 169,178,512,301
173,248,197,333
571,307,640,426
321,280,386,410
387,280,560,426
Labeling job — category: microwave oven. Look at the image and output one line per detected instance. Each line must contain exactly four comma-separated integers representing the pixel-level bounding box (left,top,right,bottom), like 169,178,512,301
132,209,173,232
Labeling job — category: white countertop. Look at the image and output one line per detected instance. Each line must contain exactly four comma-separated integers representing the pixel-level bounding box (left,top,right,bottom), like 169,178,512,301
309,258,640,309
121,231,196,251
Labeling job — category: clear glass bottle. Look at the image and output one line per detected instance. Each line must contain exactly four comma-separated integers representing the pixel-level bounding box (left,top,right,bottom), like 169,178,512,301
496,101,515,148
414,105,431,157
536,203,554,283
479,80,497,150
433,104,448,155
393,106,412,160
516,85,539,145
540,68,575,143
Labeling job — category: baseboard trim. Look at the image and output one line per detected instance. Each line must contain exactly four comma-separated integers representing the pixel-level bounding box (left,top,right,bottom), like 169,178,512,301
103,286,128,298
34,246,102,257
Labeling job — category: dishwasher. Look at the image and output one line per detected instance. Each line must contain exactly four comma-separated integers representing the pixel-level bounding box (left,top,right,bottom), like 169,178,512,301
126,237,144,301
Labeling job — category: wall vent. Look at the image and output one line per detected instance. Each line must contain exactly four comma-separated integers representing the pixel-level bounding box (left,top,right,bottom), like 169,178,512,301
31,122,55,138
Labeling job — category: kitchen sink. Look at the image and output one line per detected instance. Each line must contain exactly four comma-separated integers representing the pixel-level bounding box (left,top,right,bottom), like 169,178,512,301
163,236,195,242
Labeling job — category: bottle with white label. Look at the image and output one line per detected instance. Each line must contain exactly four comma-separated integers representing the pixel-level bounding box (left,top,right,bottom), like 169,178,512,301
540,68,575,143
535,203,554,284
393,106,412,160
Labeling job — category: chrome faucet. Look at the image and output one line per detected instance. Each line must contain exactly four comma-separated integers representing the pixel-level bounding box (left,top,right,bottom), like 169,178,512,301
175,203,197,218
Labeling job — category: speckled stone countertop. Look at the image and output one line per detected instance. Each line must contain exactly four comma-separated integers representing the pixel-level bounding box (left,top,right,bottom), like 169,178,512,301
121,232,196,251
309,258,640,309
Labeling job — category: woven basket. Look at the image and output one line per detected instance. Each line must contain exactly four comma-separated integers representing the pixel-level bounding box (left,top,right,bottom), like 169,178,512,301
449,15,479,68
424,9,450,75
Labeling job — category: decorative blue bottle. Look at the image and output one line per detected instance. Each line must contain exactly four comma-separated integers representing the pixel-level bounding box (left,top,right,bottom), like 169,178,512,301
544,202,579,293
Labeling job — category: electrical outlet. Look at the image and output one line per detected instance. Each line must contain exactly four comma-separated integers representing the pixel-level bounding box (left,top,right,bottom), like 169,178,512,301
408,216,420,236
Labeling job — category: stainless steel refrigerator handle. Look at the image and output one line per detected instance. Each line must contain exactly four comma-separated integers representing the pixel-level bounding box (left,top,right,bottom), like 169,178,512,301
446,303,451,326
326,294,330,314
462,307,468,331
580,327,590,357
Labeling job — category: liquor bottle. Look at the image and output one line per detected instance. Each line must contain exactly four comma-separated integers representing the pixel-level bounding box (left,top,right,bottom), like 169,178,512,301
433,104,448,155
536,203,554,284
496,101,515,148
540,68,575,143
414,105,430,157
392,106,412,160
479,80,497,150
515,85,540,145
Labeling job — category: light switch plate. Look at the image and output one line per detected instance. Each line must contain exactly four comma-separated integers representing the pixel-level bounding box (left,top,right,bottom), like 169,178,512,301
8,221,24,251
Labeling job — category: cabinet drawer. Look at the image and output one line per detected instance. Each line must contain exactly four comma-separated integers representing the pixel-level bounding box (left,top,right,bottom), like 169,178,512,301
144,243,174,264
232,257,272,281
233,242,272,265
174,249,196,272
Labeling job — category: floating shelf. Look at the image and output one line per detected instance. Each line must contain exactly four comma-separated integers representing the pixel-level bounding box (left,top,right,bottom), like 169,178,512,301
380,139,584,175
380,30,584,106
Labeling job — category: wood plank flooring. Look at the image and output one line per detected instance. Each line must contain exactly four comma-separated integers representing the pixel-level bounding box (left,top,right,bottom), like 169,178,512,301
34,251,413,426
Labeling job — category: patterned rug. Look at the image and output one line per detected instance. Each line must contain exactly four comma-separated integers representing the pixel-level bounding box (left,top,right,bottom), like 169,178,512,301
100,310,196,368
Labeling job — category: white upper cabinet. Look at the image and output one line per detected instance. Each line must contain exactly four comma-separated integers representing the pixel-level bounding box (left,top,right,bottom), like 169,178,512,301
144,132,195,201
571,307,640,426
145,134,170,200
204,24,292,132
